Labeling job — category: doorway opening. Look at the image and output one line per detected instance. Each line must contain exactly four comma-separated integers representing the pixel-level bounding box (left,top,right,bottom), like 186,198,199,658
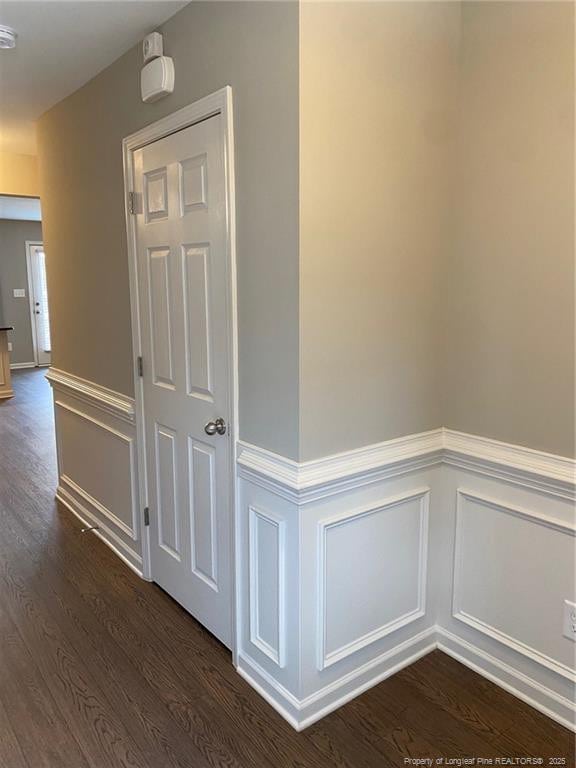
0,198,49,405
26,240,52,367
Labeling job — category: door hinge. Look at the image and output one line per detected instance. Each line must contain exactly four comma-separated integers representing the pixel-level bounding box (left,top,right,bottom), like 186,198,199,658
128,191,137,215
143,507,150,527
137,356,143,377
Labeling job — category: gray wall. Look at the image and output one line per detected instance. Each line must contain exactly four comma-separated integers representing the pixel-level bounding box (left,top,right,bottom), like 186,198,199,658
443,1,575,457
38,0,574,463
38,1,300,458
299,1,461,460
0,218,42,365
299,0,574,460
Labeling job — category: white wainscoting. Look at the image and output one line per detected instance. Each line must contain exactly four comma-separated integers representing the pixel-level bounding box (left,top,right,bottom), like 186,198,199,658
453,489,575,681
236,433,576,732
42,372,576,733
237,440,440,730
248,505,287,668
47,367,143,575
317,488,429,670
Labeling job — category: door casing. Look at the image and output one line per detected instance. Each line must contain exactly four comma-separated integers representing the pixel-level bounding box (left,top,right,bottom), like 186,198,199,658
122,87,239,658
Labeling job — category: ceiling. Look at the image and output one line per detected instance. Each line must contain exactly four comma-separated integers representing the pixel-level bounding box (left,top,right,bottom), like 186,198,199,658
0,195,42,220
0,0,188,156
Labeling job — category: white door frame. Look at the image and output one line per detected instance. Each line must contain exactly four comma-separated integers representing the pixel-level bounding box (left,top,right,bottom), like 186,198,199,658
25,240,47,367
122,87,239,656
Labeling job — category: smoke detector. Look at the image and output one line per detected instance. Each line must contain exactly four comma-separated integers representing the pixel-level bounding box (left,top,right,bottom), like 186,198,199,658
0,25,17,50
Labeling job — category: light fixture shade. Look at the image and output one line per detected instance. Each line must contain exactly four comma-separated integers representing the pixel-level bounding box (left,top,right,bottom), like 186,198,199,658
0,25,17,49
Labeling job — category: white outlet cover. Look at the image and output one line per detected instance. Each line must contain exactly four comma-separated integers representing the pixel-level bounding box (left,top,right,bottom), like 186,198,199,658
7,342,12,351
563,599,576,642
13,288,25,298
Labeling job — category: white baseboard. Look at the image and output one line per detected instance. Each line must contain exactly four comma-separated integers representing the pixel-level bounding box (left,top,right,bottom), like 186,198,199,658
56,484,144,578
436,627,576,733
10,361,36,370
238,625,576,732
237,627,438,731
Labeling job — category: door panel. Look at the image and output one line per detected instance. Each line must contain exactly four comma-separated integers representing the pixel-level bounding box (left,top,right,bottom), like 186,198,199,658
134,114,232,647
189,439,218,589
183,245,213,399
148,247,175,388
155,423,180,560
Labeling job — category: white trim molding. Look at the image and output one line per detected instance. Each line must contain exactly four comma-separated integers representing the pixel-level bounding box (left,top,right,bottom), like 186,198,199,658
10,362,36,370
443,429,576,500
237,627,438,732
238,626,576,733
238,428,576,501
47,367,135,423
238,429,444,504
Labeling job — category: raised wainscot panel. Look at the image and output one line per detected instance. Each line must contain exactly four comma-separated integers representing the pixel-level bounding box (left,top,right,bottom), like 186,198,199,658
248,505,286,668
53,395,142,573
317,488,429,670
453,489,576,681
56,401,137,537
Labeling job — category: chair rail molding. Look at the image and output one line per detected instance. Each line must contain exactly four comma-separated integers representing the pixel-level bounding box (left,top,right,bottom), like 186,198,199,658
443,429,576,500
46,367,135,423
237,429,444,504
238,428,576,501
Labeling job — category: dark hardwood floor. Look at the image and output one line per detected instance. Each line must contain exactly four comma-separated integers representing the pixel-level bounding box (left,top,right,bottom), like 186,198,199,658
0,369,573,767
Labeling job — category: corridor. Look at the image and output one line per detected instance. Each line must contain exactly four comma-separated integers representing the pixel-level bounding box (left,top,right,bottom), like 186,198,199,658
0,370,572,767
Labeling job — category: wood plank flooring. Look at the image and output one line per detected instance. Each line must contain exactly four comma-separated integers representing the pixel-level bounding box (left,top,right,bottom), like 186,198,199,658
0,369,573,767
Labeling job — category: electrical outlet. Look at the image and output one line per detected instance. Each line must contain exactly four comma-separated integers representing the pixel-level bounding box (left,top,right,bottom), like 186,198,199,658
7,342,12,352
563,600,576,641
13,288,25,298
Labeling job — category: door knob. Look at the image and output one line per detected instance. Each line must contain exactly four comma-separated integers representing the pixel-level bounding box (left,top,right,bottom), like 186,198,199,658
204,418,226,436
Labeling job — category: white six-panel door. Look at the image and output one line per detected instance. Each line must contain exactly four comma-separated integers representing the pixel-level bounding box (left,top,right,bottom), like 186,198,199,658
133,114,233,647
